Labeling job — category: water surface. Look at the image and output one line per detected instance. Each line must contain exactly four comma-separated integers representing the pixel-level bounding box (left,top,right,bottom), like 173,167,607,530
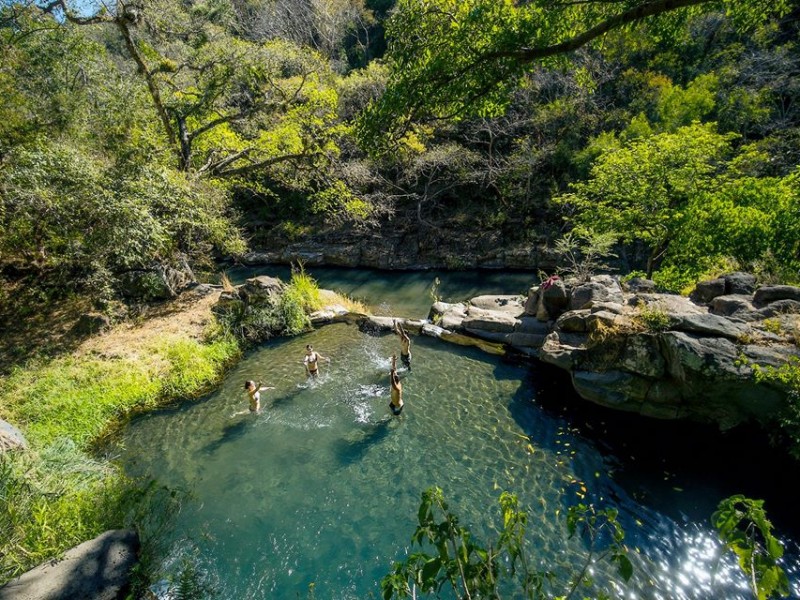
120,320,800,599
226,265,536,318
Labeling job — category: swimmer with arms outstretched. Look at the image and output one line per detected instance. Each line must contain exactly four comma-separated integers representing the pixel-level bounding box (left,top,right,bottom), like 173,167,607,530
303,344,330,377
244,380,274,413
394,321,412,372
389,354,404,416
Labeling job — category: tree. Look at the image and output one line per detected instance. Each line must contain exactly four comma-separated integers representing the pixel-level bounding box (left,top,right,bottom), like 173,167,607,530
358,0,791,150
36,0,343,181
381,487,632,600
712,495,790,600
555,123,735,278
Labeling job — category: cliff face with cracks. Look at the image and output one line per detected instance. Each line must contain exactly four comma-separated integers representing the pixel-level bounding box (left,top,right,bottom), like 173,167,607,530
428,273,800,429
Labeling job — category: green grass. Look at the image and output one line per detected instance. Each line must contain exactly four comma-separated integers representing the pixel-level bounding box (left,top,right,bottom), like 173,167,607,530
288,267,323,312
1,336,240,449
0,334,241,583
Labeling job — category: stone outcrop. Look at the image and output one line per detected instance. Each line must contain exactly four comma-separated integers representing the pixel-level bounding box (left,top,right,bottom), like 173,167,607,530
428,274,800,429
118,256,196,302
240,237,564,271
0,419,26,452
213,272,799,429
0,529,139,600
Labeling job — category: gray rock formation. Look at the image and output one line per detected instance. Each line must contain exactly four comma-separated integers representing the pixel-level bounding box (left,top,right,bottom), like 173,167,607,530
0,530,139,600
424,273,799,429
118,257,196,301
0,419,26,451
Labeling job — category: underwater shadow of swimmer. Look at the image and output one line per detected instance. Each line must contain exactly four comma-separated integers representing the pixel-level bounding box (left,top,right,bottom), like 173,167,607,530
268,385,305,409
201,419,250,455
334,419,393,466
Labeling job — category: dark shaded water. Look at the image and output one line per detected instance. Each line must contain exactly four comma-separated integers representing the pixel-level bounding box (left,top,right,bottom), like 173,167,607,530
120,268,800,599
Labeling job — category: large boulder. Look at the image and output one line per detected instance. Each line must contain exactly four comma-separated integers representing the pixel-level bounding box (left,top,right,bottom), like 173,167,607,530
535,278,568,321
469,295,525,316
0,530,139,600
429,301,468,330
710,295,756,318
670,313,749,340
689,278,725,305
569,275,624,310
238,276,284,306
0,419,26,452
723,272,757,295
753,285,800,307
462,306,519,334
623,277,656,293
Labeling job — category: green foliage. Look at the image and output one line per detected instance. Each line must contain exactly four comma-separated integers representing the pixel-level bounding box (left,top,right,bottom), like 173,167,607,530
0,337,240,448
381,487,632,600
288,266,323,312
712,496,790,599
358,0,790,149
0,441,138,582
557,124,800,285
636,305,672,332
556,123,734,277
752,357,800,460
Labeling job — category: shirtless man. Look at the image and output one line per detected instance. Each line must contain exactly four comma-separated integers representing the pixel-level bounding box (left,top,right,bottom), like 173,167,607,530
394,321,412,372
303,344,330,377
389,354,404,415
244,380,274,413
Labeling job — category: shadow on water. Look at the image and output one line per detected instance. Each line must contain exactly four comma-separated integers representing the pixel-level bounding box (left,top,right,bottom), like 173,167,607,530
333,419,393,466
200,418,251,455
524,359,800,541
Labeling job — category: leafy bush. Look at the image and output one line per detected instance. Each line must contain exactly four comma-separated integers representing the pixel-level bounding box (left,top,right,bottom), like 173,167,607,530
636,305,672,332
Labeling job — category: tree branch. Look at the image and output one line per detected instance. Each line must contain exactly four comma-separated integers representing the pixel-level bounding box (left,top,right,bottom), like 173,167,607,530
489,0,712,62
213,152,314,178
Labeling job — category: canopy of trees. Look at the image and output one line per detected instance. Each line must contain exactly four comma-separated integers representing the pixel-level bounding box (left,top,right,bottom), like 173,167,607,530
1,0,799,309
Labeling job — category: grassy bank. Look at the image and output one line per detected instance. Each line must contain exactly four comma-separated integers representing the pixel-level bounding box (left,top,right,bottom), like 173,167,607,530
0,271,363,587
0,331,241,583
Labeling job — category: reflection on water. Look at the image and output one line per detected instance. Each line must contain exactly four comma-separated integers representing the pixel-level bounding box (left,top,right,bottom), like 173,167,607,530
119,323,800,599
225,265,537,318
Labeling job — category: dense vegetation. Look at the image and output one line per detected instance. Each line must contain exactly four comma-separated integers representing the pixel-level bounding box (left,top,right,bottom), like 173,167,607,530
1,0,800,596
1,0,799,313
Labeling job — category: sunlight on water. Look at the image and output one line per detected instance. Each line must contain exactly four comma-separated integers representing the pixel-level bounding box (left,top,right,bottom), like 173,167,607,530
119,323,799,599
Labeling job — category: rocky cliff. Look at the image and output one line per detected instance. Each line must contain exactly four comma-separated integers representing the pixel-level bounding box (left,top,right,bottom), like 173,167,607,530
429,273,800,429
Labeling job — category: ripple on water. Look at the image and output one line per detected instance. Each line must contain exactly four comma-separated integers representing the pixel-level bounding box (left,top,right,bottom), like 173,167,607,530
120,323,799,600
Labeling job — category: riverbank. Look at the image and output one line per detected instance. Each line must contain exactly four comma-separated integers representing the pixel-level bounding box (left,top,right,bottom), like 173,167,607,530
0,276,368,592
0,285,241,587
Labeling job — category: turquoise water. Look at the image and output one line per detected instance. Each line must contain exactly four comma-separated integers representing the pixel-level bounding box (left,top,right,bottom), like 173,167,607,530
120,319,800,599
225,265,537,318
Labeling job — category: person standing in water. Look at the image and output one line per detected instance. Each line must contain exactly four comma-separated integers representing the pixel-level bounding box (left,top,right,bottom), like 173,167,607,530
303,344,330,377
394,321,412,372
389,354,404,415
244,380,274,413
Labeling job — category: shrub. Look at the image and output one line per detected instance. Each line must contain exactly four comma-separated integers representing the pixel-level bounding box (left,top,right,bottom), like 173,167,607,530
636,305,672,332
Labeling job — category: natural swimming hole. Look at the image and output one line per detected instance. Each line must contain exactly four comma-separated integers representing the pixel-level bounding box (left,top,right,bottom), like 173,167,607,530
119,268,800,599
